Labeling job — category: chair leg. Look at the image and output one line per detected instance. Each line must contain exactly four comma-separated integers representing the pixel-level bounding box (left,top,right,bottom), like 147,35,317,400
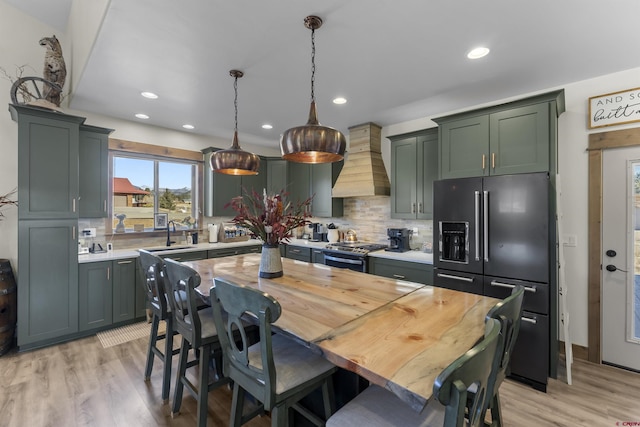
196,343,212,427
270,403,288,427
161,317,174,403
144,314,161,381
490,392,503,427
230,385,245,427
172,337,190,417
321,376,336,420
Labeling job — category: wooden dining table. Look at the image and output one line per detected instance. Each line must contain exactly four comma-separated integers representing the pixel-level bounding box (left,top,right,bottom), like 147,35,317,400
184,253,499,412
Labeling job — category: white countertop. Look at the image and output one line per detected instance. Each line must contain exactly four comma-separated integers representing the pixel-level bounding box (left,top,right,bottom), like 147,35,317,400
285,238,433,265
78,239,262,264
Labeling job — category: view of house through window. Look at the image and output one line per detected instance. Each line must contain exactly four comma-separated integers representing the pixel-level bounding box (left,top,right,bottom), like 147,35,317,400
112,155,197,232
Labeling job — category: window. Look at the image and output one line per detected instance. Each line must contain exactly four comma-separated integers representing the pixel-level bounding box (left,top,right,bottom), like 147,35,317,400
110,151,200,233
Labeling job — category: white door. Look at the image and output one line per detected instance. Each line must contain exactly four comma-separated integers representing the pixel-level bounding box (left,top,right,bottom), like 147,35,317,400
602,146,640,371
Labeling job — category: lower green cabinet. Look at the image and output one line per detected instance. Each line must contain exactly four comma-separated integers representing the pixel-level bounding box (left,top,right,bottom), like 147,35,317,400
368,257,433,285
285,245,311,262
79,257,140,332
160,250,208,261
113,258,136,323
79,261,112,331
208,245,261,258
312,248,325,264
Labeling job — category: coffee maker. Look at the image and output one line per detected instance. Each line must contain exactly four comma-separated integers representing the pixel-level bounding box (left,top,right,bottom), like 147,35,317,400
311,223,327,242
386,228,411,252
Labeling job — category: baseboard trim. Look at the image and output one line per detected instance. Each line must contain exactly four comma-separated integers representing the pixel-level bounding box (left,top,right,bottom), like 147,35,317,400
559,341,589,361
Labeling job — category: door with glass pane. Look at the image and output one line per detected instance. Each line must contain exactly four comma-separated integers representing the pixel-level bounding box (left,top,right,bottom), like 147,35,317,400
602,146,640,371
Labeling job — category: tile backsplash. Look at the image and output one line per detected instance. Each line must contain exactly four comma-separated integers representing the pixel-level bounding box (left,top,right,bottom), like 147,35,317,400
82,196,433,251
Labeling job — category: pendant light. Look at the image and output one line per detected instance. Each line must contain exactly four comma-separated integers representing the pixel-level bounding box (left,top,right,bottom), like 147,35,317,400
280,15,346,164
210,70,260,175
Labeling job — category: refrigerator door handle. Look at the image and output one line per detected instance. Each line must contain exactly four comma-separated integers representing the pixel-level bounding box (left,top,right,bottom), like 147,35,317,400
474,191,480,261
490,280,537,293
437,273,474,283
483,190,489,262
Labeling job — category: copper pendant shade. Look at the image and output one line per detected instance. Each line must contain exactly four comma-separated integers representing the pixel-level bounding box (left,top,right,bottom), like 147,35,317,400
210,70,260,175
280,16,346,164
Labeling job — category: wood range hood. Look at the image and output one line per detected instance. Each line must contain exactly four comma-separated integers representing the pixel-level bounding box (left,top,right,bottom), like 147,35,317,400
332,122,390,198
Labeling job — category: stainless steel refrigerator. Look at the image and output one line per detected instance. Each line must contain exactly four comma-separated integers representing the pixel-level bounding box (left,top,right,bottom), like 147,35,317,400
433,172,552,391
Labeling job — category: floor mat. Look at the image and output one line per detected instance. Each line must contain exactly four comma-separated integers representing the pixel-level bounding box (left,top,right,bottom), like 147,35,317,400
96,320,165,349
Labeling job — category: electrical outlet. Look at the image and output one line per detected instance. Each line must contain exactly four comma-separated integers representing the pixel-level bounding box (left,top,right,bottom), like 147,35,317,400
412,227,419,236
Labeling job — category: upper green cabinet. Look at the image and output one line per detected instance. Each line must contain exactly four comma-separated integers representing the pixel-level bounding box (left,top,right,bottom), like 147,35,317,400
202,147,267,217
288,161,344,218
79,124,113,218
389,128,438,220
11,105,84,220
266,158,287,194
435,90,564,179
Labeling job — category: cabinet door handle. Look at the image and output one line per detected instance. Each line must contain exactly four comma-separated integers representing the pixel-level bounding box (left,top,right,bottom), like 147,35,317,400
392,274,406,279
490,280,537,293
72,226,76,240
521,316,537,325
491,152,496,169
412,202,416,213
482,154,486,170
103,200,107,212
418,202,423,213
117,260,133,265
291,249,301,253
107,267,110,280
437,273,473,283
72,198,76,213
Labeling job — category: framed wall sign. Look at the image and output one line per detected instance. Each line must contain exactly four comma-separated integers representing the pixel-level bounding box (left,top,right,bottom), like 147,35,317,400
589,87,640,129
154,213,168,229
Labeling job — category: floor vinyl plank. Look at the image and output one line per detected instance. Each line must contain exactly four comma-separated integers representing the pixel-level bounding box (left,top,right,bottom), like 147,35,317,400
1,333,639,426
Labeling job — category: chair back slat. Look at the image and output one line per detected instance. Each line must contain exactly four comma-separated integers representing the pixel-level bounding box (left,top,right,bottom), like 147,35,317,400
433,318,502,427
485,285,525,394
164,258,203,347
211,277,281,407
138,250,169,317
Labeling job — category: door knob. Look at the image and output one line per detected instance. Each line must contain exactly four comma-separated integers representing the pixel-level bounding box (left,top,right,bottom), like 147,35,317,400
605,264,628,272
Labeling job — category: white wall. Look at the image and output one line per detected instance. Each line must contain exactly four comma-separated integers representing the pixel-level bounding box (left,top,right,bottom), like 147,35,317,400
2,0,638,349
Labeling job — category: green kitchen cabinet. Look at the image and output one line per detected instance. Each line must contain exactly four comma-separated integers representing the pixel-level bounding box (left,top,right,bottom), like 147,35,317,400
160,250,208,262
287,162,343,218
135,261,148,319
17,219,79,349
266,158,288,194
202,147,267,217
79,261,112,331
284,245,311,262
208,245,262,258
390,128,438,220
369,257,434,285
435,90,564,179
79,124,113,218
11,104,84,220
312,248,325,264
112,258,137,323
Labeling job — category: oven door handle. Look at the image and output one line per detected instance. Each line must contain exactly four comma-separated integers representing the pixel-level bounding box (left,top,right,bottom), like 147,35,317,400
324,255,363,265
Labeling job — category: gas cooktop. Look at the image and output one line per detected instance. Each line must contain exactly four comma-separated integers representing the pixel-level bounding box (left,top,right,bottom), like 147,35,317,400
324,242,388,255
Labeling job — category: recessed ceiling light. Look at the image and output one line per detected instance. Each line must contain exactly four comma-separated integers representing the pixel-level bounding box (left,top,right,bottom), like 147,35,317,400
141,91,158,99
333,97,347,105
135,113,149,119
467,47,490,59
262,124,273,130
182,124,195,130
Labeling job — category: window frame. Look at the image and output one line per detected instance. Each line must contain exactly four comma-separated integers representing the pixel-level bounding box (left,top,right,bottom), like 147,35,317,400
107,138,203,235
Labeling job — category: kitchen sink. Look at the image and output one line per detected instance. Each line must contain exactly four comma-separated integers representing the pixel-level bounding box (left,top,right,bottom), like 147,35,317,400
142,246,191,252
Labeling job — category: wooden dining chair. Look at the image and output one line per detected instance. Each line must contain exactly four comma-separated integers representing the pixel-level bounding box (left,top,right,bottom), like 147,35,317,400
326,318,503,427
481,285,525,427
138,249,181,403
164,258,229,427
210,277,337,427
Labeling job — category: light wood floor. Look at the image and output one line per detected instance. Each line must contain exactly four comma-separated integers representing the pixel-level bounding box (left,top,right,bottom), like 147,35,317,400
1,333,639,426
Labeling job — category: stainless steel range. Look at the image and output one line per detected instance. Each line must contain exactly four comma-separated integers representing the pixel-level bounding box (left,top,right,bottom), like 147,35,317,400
322,242,388,272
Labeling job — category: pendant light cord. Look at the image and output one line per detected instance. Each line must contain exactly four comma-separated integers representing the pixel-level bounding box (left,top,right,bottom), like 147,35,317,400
310,26,316,103
234,74,239,133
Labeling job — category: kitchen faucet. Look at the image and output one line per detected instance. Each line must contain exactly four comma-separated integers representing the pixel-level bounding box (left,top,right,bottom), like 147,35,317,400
166,220,177,246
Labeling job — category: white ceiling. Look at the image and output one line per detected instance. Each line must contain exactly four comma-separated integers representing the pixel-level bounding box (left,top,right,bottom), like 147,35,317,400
9,0,640,149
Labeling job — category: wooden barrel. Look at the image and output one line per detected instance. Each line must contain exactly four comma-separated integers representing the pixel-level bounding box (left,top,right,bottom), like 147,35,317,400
0,259,17,355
